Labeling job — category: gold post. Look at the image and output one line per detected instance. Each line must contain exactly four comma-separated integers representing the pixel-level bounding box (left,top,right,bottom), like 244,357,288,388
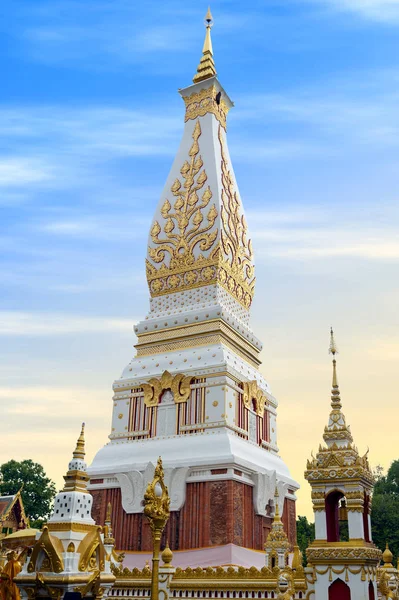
143,457,170,600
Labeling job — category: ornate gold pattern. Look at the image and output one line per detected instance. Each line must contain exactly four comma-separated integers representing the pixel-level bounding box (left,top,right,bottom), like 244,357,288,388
148,120,219,291
77,527,105,573
146,118,255,309
27,527,64,574
141,370,192,407
111,564,151,579
183,85,230,130
243,380,267,415
306,544,381,563
219,125,255,307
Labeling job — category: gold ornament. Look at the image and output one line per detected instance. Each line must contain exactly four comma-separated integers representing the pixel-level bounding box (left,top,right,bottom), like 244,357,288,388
143,457,170,600
141,370,192,407
183,85,230,130
242,380,267,415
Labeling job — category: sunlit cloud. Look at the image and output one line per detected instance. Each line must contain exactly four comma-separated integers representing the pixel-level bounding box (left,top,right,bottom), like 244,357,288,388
0,311,134,336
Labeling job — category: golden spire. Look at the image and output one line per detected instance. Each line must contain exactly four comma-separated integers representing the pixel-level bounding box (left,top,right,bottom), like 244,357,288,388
329,328,342,410
62,423,89,493
73,422,85,460
193,8,217,83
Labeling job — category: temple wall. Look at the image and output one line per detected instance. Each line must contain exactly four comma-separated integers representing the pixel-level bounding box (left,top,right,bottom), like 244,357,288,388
91,482,296,552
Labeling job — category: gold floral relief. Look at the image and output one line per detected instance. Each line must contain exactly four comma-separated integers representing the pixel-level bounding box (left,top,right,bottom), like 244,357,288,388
218,125,255,308
142,370,192,407
148,119,218,270
183,85,230,130
146,113,256,310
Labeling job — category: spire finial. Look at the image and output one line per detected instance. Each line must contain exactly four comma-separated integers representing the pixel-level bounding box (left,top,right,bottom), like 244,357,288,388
193,8,217,83
328,329,341,409
329,327,338,356
73,422,85,460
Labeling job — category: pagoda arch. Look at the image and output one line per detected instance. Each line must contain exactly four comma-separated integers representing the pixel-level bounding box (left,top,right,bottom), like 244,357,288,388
328,578,351,600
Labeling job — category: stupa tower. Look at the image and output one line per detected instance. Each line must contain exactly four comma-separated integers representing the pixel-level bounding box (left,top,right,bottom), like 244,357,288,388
88,11,299,563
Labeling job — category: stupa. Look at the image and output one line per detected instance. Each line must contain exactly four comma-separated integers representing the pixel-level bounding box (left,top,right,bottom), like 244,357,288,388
88,10,299,565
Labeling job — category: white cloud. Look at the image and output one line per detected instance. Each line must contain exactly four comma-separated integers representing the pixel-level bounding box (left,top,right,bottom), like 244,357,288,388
321,0,399,22
0,311,134,336
0,157,54,186
249,204,399,261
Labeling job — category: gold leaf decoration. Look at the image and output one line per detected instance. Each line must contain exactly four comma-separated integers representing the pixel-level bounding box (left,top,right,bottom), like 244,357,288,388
148,120,218,272
219,125,255,308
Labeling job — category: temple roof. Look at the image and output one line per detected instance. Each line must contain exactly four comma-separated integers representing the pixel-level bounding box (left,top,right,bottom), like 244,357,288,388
0,488,27,527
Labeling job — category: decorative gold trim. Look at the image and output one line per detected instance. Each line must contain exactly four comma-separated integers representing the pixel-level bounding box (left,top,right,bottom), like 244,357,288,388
219,125,255,307
183,85,229,130
77,527,105,572
46,521,97,533
27,527,64,574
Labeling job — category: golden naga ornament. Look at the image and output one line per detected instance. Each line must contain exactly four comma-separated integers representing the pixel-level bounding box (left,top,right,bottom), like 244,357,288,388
141,370,192,407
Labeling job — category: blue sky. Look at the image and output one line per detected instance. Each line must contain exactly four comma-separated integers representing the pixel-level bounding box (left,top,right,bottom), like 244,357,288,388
1,0,399,517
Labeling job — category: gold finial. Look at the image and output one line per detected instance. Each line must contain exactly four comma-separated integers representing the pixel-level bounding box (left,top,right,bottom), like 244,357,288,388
73,423,85,460
193,8,217,83
383,542,394,568
161,541,173,565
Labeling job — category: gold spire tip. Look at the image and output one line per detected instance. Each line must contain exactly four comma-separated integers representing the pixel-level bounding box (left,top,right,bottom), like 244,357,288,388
73,422,86,460
193,7,217,84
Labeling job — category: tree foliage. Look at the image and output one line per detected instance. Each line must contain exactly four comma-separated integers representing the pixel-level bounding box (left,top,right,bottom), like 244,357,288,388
371,460,399,561
296,515,315,564
0,459,57,525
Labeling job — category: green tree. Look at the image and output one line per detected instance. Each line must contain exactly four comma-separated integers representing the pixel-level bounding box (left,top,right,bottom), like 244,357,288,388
371,460,399,562
0,459,57,527
296,515,315,565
